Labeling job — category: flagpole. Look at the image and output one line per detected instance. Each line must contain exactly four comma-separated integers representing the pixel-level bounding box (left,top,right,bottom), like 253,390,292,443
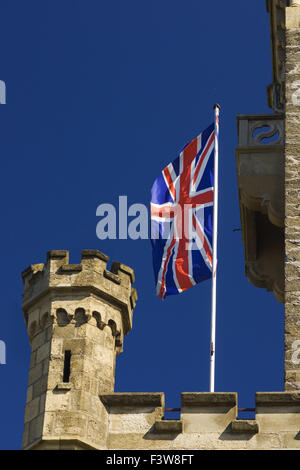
209,104,220,393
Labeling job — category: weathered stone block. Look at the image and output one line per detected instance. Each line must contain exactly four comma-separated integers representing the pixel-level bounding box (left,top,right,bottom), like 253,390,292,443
87,418,107,445
32,375,48,399
26,385,33,404
28,363,43,386
231,419,259,434
24,396,40,423
181,393,237,434
54,412,87,437
28,414,44,444
31,331,46,352
50,338,63,358
22,423,30,449
36,341,51,364
44,389,70,412
154,419,183,434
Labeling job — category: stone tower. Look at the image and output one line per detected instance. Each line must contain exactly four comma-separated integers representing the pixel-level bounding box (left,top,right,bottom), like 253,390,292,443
21,250,137,450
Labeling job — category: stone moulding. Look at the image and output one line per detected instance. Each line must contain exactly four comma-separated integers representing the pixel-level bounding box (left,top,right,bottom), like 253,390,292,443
59,264,82,272
154,420,183,434
231,420,259,434
81,249,109,262
256,391,300,405
55,382,72,391
28,437,102,451
100,392,165,410
181,392,237,407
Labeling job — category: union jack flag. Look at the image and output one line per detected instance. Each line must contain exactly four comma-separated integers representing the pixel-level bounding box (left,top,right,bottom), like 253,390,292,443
151,121,217,299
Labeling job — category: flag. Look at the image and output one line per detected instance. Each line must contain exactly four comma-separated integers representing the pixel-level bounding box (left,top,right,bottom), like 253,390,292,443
150,122,216,299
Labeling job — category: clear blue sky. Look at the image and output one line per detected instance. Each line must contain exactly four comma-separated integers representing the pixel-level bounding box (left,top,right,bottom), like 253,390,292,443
0,0,283,450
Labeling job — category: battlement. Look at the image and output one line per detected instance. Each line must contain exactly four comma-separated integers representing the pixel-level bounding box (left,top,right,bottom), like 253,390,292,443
22,250,137,335
94,391,300,450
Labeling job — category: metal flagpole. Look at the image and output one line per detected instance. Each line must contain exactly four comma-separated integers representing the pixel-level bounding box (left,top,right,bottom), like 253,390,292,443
209,104,220,393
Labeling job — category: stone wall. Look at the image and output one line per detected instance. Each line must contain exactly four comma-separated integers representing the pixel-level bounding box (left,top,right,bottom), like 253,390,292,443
100,392,300,450
285,5,300,390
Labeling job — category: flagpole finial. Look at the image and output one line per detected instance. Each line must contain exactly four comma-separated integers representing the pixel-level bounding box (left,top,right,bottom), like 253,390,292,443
214,103,221,110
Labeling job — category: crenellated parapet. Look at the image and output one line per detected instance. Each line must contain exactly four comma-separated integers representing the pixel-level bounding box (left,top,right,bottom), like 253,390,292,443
95,391,300,450
22,249,137,339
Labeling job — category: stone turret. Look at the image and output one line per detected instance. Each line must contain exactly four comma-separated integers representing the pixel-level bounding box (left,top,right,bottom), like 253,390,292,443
21,249,137,450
